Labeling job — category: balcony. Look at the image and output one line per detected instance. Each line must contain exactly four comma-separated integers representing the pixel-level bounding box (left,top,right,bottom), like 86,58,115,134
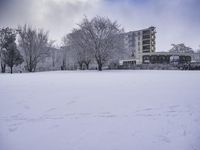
142,40,150,45
143,35,150,39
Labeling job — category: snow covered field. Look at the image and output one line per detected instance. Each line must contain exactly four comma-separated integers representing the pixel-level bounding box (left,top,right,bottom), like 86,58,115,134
0,70,200,150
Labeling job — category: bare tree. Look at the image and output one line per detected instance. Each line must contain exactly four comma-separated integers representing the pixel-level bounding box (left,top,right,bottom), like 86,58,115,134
66,16,123,71
67,29,93,70
18,25,49,72
79,16,123,71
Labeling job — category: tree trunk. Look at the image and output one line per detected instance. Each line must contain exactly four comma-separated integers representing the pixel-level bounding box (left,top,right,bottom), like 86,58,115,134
98,63,102,71
28,67,32,72
52,60,55,68
10,66,13,74
33,64,37,72
62,60,66,70
28,65,35,72
1,64,6,73
78,62,83,70
85,62,90,70
28,60,36,72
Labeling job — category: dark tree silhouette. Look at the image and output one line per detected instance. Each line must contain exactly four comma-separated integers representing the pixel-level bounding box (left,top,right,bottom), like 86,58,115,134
2,31,23,74
0,27,13,73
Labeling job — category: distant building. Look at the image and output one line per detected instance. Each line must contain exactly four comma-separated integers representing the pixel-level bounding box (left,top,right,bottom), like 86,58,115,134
120,26,156,64
141,52,192,64
120,27,193,66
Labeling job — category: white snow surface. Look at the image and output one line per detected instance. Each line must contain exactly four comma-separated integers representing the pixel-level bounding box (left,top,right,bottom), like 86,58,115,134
0,70,200,150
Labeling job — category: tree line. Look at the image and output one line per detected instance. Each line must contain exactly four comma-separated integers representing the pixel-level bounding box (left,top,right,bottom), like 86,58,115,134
0,16,125,73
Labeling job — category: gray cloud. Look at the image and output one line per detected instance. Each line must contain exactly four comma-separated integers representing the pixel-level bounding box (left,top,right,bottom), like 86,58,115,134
0,0,199,50
0,0,101,44
99,0,200,51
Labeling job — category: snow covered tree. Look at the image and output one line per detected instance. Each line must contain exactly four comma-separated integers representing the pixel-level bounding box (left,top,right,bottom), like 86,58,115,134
69,16,123,71
169,43,194,53
66,29,93,70
18,25,50,72
2,29,23,74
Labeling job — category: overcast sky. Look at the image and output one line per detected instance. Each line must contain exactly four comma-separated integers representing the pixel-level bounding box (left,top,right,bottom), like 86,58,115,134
0,0,200,51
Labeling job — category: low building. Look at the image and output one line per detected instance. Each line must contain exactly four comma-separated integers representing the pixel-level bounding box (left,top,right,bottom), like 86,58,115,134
142,52,192,64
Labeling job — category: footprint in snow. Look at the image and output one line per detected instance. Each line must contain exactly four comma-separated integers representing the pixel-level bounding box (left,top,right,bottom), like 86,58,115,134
45,108,56,112
157,135,171,143
66,100,76,105
8,127,18,132
24,105,31,110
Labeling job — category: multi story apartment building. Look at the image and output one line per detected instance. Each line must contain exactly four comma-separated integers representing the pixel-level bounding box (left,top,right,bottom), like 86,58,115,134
120,26,156,64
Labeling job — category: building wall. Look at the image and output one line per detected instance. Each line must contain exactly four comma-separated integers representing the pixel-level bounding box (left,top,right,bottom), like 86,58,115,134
122,26,156,64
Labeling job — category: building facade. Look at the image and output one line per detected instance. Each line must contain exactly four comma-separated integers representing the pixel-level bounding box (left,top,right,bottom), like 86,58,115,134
120,27,193,66
121,26,156,64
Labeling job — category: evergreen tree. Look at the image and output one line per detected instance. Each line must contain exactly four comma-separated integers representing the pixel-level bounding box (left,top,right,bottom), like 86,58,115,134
2,32,23,74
